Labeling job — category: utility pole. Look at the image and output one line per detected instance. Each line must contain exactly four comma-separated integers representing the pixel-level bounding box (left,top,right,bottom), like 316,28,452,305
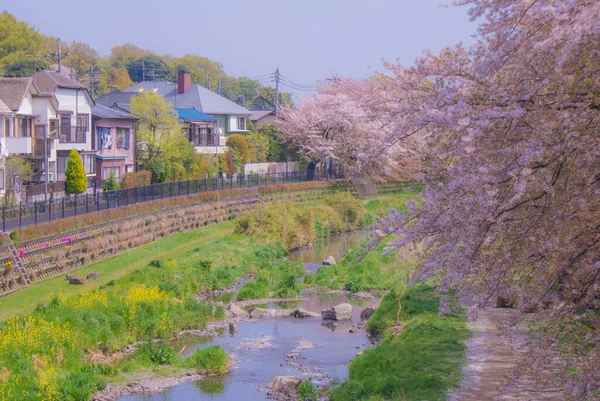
46,39,69,73
88,66,101,96
274,68,280,117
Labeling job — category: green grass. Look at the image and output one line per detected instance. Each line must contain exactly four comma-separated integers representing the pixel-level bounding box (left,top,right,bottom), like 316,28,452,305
0,223,234,322
184,346,228,374
330,286,470,401
0,222,295,400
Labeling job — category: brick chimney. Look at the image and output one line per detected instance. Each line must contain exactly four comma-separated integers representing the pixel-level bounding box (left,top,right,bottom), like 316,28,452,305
178,72,191,93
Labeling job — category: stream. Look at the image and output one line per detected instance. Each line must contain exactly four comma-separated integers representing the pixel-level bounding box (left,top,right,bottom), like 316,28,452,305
119,232,371,401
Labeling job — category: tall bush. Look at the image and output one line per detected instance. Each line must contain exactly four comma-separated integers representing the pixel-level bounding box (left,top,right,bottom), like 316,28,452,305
226,134,249,171
65,149,87,195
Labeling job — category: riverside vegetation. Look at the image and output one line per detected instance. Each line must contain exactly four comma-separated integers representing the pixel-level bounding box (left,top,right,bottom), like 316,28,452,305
0,191,369,401
0,189,468,401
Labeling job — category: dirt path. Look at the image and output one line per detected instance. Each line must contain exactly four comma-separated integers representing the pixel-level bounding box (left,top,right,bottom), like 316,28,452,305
449,308,564,401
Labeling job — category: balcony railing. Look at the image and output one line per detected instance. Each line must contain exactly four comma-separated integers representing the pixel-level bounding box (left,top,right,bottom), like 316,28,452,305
190,133,219,147
59,126,87,143
4,137,33,155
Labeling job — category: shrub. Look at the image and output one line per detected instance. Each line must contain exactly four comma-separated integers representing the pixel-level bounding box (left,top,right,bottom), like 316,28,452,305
344,280,362,293
185,345,228,374
297,379,317,401
225,134,249,169
103,171,119,192
274,275,301,298
237,279,271,300
65,149,87,195
150,260,163,268
121,170,152,189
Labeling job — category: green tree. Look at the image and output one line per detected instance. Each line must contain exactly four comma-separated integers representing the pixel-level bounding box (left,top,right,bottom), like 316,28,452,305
4,157,33,204
225,134,249,172
127,55,174,83
4,59,51,77
110,43,149,67
170,54,224,89
97,66,134,96
145,157,168,183
259,124,285,162
65,149,87,195
0,12,43,69
253,86,293,109
246,132,270,163
63,41,98,78
131,90,181,159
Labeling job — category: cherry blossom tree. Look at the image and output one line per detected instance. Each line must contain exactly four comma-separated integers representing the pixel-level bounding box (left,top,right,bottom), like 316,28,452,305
372,1,600,397
279,78,423,180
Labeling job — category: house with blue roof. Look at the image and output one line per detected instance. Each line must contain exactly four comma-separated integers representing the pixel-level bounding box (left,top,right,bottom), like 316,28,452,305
95,72,251,154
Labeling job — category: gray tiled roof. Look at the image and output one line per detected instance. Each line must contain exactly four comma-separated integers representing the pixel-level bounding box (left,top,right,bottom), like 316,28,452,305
125,81,251,116
92,104,139,120
0,78,33,111
94,92,136,109
250,109,275,121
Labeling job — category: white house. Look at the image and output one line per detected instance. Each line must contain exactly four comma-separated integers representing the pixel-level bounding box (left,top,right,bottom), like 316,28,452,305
0,77,60,202
34,71,96,186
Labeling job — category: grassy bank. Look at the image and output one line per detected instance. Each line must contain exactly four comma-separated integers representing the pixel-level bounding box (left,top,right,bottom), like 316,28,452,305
331,286,470,401
0,228,293,400
0,223,234,321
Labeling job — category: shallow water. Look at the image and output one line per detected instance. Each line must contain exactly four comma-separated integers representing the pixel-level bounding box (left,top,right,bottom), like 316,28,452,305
119,233,370,401
289,231,365,273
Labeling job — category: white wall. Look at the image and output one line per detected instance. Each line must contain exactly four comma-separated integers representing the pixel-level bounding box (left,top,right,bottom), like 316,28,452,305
17,92,33,115
55,88,93,152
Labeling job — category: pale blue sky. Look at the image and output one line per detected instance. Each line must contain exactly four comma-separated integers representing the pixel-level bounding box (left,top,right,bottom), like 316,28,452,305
4,0,476,95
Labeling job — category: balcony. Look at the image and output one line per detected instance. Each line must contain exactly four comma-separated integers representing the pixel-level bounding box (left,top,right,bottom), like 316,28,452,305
59,126,87,143
5,137,33,155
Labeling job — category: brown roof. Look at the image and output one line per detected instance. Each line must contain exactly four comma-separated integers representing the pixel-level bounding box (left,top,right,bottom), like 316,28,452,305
0,99,12,114
34,70,84,92
0,78,35,111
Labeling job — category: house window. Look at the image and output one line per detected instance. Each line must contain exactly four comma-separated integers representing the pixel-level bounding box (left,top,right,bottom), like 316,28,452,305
60,114,71,139
81,154,95,175
117,128,130,149
98,128,112,149
103,167,120,179
49,119,58,138
76,114,89,131
237,117,246,131
57,156,68,174
126,165,134,173
18,118,31,137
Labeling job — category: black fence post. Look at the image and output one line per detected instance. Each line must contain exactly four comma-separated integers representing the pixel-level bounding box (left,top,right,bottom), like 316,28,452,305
48,199,52,221
178,181,181,197
150,183,154,200
134,186,138,204
116,190,120,208
34,202,37,225
230,176,233,189
19,203,22,228
106,191,110,209
86,193,89,214
169,182,173,198
1,205,5,232
62,197,65,218
204,178,207,192
96,192,100,211
74,195,78,216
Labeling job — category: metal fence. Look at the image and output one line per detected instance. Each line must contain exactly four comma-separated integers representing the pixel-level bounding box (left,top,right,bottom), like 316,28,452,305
1,170,332,232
